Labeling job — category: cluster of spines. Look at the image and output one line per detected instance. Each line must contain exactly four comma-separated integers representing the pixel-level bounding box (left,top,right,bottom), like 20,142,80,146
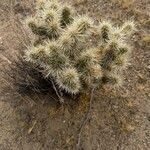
26,0,74,40
25,0,135,94
97,20,135,86
59,16,93,60
56,68,81,94
76,48,102,84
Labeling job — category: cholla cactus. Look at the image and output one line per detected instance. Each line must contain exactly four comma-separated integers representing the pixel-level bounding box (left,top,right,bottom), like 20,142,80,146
56,68,81,94
25,0,135,94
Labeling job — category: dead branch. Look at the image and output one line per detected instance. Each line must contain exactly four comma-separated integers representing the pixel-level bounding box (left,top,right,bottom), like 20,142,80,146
50,78,64,104
76,87,95,149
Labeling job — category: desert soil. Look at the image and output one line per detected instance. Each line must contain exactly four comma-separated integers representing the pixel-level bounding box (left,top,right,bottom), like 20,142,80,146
0,0,150,150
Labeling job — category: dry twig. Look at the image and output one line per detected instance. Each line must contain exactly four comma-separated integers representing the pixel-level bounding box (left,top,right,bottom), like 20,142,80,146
28,120,37,134
50,78,64,104
76,87,95,149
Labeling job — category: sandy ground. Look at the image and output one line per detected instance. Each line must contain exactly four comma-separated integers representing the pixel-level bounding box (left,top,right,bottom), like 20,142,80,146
0,0,150,150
